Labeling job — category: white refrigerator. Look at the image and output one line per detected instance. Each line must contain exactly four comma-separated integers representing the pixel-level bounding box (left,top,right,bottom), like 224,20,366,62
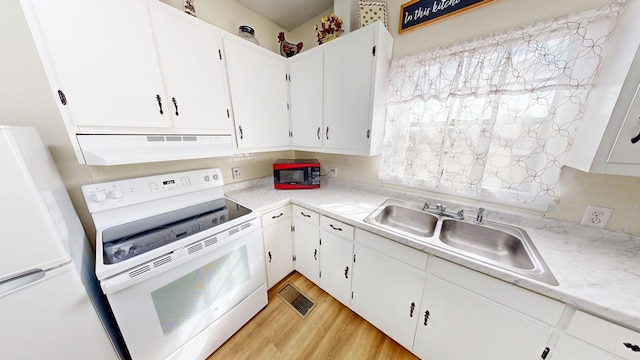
0,126,127,359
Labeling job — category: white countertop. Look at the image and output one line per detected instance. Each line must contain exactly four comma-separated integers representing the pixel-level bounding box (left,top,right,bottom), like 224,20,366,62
226,178,640,332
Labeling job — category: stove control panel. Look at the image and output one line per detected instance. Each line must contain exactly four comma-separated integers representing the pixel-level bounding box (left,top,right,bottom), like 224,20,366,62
82,168,224,213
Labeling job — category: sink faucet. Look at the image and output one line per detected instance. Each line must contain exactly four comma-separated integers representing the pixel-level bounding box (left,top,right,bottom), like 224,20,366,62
422,202,464,220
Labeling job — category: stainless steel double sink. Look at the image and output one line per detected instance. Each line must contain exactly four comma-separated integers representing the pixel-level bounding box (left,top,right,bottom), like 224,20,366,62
363,199,559,286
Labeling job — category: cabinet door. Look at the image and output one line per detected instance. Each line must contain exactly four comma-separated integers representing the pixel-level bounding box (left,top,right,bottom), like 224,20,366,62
292,216,320,284
29,0,169,128
289,49,323,148
351,242,425,350
262,220,293,289
413,275,553,360
607,83,640,165
319,230,353,307
223,38,290,150
149,7,231,132
552,336,620,360
323,27,375,152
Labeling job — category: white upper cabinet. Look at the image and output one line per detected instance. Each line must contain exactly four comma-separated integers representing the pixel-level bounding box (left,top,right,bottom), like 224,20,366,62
564,1,640,176
289,50,323,149
223,37,291,151
27,0,169,129
289,21,393,155
148,6,231,132
23,0,233,135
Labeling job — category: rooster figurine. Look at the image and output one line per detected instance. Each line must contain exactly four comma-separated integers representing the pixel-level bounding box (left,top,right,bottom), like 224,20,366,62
278,32,303,58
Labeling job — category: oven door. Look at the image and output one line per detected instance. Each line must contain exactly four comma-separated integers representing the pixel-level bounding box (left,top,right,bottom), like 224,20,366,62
102,224,265,360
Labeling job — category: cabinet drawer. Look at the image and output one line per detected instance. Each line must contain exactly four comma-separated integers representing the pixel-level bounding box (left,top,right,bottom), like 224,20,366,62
321,216,354,241
566,310,640,359
292,204,319,225
355,229,428,271
428,257,565,325
261,205,291,228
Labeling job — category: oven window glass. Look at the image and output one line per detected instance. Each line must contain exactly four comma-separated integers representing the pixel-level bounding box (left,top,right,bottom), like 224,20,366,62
150,245,250,335
280,169,305,183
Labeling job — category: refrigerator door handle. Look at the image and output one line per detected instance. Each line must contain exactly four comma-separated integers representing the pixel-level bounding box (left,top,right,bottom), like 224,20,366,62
0,269,46,296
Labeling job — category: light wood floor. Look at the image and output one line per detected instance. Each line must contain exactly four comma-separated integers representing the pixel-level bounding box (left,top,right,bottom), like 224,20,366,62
207,271,419,360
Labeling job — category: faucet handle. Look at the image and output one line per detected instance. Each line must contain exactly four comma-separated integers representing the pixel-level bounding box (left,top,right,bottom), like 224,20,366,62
422,201,430,211
456,209,473,220
475,207,485,224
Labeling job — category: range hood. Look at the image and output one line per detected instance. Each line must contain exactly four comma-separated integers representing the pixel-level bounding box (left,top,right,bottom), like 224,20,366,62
76,134,233,166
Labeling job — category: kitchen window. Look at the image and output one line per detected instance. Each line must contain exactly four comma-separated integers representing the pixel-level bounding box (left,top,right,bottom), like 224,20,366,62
381,2,622,209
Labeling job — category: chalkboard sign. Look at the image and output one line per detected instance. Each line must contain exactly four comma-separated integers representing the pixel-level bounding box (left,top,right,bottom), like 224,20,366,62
399,0,494,34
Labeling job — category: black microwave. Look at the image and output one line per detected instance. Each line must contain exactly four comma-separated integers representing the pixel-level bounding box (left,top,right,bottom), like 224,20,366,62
273,159,321,189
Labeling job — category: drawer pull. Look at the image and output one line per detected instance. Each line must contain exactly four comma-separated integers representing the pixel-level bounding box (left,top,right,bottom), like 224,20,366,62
541,347,550,359
344,266,349,279
424,310,430,326
329,224,343,231
268,251,272,263
300,212,311,218
624,342,640,352
171,97,179,116
271,213,284,219
313,249,317,260
632,130,640,144
409,302,415,317
156,94,164,114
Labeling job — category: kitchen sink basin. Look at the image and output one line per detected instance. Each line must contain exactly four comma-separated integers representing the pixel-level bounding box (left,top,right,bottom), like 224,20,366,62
363,199,438,239
364,199,559,286
439,219,534,270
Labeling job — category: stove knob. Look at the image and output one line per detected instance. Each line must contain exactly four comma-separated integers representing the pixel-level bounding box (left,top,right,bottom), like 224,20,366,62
91,192,107,203
108,189,125,199
212,174,220,181
219,215,226,222
113,248,126,259
128,246,139,255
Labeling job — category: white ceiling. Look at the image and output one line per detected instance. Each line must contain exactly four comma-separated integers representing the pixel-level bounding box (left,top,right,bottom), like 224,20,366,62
234,0,334,31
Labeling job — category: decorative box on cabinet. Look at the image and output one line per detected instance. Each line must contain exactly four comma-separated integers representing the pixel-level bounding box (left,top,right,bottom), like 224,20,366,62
289,21,393,156
261,205,293,289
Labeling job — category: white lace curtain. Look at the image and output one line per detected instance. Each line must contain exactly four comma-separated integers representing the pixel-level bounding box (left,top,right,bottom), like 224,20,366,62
380,2,623,209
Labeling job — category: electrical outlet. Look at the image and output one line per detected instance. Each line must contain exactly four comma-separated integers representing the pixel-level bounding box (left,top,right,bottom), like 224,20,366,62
232,167,242,180
331,167,338,178
580,205,613,229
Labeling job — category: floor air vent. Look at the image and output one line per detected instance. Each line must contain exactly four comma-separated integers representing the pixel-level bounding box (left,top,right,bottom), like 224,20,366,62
277,282,316,318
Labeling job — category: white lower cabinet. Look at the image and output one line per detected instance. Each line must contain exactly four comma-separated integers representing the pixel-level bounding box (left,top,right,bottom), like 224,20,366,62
292,205,320,285
319,216,354,307
261,205,293,289
413,274,555,360
277,205,639,360
552,336,620,360
551,310,640,360
351,229,428,350
413,256,564,360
